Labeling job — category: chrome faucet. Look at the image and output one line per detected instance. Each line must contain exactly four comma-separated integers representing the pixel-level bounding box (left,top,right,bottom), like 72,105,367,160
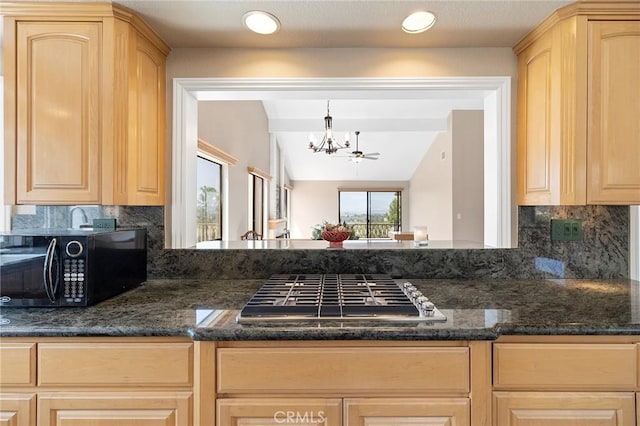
69,206,89,229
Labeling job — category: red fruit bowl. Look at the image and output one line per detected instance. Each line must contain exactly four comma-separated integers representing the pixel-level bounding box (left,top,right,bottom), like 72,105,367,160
321,230,350,248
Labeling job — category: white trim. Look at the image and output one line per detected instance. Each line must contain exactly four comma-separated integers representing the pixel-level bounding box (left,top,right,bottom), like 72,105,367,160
263,176,269,236
497,81,513,248
197,138,238,165
171,80,199,248
247,173,254,232
631,206,640,280
171,77,512,248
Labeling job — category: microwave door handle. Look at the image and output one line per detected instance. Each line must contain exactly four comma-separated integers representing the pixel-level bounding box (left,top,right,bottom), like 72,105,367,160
42,239,52,301
48,238,59,302
42,238,57,302
50,243,60,300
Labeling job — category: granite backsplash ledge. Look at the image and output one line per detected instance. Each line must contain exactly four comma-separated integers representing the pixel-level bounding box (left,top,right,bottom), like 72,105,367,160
11,205,630,280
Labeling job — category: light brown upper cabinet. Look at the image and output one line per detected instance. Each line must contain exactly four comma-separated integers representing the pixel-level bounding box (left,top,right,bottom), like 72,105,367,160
515,2,640,205
3,3,169,205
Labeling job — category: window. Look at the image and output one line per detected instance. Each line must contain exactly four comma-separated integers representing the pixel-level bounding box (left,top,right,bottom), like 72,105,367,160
284,185,292,231
339,191,402,239
196,156,222,242
250,173,265,235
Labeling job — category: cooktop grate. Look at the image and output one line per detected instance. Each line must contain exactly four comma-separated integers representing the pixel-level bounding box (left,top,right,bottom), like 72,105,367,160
237,273,446,322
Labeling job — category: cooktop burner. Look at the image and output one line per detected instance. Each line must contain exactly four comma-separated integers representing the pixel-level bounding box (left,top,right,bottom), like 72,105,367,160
237,274,446,323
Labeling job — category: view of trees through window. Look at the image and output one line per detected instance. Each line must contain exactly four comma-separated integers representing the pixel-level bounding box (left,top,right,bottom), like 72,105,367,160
196,156,222,242
339,191,402,239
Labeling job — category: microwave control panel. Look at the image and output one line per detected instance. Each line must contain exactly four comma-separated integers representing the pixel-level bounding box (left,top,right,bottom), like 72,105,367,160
60,238,87,303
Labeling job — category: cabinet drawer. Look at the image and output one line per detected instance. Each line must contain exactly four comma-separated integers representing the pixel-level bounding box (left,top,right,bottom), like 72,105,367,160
218,347,469,394
38,342,193,386
494,343,637,389
0,343,36,386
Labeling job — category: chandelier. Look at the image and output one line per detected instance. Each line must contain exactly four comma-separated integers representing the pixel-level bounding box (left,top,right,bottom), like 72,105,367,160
308,101,350,154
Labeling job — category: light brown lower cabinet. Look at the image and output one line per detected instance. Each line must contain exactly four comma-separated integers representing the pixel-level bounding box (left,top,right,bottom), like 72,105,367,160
0,393,36,426
492,340,640,426
4,338,640,426
214,342,477,426
37,392,192,426
493,392,636,426
216,397,470,426
0,392,192,426
0,338,194,426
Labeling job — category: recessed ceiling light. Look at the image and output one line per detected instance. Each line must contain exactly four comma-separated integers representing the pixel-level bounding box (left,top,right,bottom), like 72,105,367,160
243,11,281,35
402,11,437,34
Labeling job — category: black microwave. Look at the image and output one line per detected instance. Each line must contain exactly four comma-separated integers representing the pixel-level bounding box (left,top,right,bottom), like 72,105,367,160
0,228,147,307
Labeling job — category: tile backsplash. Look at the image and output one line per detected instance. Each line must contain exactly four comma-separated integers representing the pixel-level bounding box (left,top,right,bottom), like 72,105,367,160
11,205,165,275
11,205,630,280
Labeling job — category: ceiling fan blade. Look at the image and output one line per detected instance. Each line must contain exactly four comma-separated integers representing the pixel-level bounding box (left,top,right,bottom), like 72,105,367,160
363,156,379,160
363,152,380,156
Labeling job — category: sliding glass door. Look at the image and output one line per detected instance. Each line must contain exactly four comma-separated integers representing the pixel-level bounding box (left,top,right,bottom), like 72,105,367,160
339,191,401,239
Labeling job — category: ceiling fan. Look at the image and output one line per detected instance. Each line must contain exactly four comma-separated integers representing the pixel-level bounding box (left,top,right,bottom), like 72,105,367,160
347,131,380,163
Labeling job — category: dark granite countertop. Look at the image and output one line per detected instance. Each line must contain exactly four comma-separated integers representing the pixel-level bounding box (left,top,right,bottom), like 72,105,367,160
1,278,639,340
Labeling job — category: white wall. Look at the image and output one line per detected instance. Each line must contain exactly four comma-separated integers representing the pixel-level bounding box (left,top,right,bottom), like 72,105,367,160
167,48,517,80
198,101,270,240
409,111,484,242
409,129,453,240
483,91,500,247
452,110,484,243
290,180,409,239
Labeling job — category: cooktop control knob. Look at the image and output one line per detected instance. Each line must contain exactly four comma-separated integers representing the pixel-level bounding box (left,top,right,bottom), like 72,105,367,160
421,301,435,311
416,295,429,304
403,282,416,292
65,240,84,258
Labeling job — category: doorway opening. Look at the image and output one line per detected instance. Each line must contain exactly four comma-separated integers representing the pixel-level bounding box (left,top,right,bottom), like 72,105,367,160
171,77,512,249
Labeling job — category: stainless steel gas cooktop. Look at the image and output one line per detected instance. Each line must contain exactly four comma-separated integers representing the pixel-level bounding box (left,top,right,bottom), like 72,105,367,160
237,274,446,323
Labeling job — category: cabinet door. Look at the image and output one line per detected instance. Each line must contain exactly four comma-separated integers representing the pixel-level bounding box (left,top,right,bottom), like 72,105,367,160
15,22,101,204
0,394,35,426
517,31,555,205
0,343,36,387
37,392,192,426
127,33,166,206
217,398,342,426
494,392,635,426
344,398,470,426
588,21,640,204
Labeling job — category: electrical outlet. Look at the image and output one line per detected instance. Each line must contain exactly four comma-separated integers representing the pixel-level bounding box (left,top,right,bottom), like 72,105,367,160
551,219,583,241
571,219,583,240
